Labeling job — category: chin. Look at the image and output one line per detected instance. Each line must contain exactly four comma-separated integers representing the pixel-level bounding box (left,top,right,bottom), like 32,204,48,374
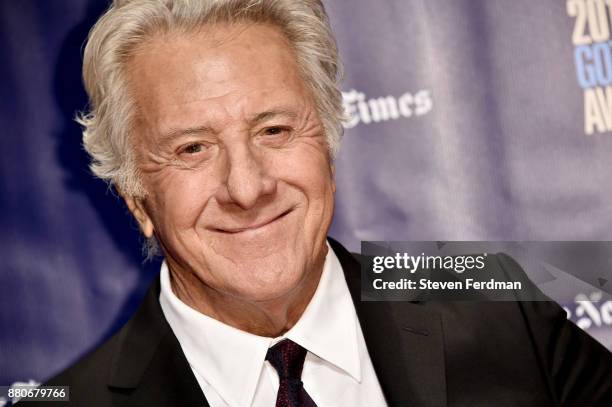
218,257,310,302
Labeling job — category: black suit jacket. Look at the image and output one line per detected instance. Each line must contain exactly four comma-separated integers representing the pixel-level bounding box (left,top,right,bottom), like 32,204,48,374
19,239,612,406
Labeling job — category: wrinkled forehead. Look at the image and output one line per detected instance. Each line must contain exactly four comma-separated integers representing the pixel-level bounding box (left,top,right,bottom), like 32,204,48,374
125,22,316,135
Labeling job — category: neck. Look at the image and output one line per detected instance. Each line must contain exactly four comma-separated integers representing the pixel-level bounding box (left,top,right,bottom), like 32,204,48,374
166,250,327,337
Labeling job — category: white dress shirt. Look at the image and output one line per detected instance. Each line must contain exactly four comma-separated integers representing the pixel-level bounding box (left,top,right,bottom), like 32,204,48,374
159,243,388,407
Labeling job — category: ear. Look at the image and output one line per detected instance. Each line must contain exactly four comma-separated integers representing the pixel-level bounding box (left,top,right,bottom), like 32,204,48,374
122,194,155,238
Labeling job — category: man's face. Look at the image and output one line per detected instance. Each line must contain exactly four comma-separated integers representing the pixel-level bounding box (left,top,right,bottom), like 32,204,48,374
125,23,335,302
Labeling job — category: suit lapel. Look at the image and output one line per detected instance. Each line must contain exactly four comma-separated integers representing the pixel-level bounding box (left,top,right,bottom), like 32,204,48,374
107,278,209,407
329,238,448,407
124,331,209,407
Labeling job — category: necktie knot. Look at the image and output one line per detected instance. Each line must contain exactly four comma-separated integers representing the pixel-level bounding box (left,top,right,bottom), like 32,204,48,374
266,339,307,379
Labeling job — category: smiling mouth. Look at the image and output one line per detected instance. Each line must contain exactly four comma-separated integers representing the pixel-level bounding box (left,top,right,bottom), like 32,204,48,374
214,208,293,234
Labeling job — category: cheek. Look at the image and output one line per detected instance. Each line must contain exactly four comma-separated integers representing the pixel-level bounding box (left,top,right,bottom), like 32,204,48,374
146,170,218,232
270,146,334,209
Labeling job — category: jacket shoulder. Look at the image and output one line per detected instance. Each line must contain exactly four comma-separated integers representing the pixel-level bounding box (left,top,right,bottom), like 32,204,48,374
48,329,122,387
16,329,125,406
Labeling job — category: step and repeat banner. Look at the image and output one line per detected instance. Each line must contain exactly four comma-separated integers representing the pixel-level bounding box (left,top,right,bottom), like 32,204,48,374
1,0,612,391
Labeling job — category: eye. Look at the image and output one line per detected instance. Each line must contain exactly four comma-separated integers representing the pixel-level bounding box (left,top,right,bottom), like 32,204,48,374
256,126,293,148
180,143,204,154
263,126,287,136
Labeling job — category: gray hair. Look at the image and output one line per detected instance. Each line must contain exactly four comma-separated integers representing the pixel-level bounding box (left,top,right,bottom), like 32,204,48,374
78,0,344,199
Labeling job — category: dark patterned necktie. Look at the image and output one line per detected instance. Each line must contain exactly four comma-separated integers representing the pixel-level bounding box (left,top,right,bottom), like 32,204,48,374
266,339,318,407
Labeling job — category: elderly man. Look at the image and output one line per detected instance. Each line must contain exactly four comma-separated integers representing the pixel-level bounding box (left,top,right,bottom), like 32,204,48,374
19,0,612,406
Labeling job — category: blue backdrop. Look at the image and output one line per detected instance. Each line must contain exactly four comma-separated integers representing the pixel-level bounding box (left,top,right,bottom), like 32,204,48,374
2,0,612,387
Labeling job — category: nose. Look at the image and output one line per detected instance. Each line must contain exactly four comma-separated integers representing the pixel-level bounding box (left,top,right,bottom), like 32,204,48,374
214,143,277,209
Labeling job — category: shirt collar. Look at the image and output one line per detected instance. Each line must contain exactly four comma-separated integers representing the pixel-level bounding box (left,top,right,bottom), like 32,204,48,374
159,242,361,407
160,263,271,407
284,243,361,382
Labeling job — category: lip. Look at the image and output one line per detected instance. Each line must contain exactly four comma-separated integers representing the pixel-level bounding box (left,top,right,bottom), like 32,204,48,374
213,208,293,234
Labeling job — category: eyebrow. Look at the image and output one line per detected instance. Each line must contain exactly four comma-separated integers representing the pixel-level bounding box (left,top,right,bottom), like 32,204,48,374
158,125,215,147
158,108,299,144
247,109,298,126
